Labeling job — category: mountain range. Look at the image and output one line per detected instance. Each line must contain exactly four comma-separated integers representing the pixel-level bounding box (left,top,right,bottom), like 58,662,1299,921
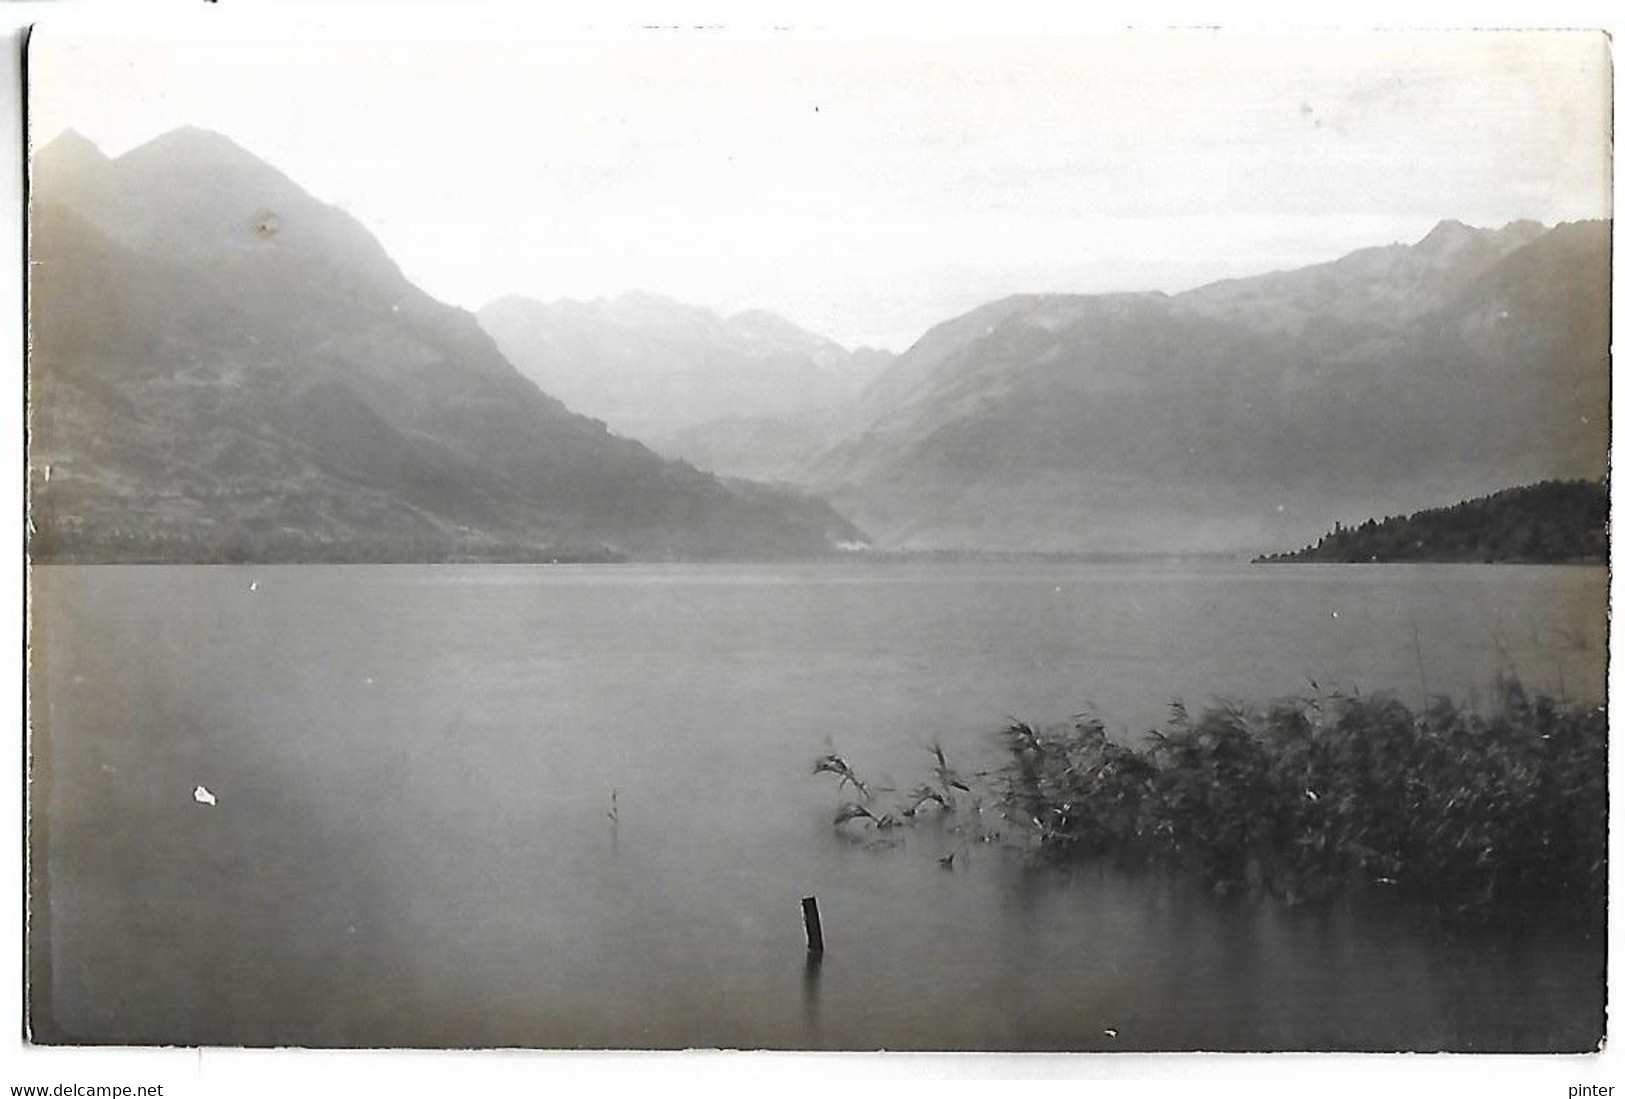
26,126,1611,562
27,128,864,562
674,217,1610,553
477,292,892,444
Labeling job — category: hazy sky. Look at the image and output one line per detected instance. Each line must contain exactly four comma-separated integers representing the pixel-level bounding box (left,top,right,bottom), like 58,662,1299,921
29,22,1612,350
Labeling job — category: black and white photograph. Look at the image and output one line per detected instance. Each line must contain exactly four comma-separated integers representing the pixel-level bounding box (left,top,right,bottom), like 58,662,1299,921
18,10,1613,1064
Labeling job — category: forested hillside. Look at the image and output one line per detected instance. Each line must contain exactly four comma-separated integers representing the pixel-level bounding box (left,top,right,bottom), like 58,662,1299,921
1256,480,1607,564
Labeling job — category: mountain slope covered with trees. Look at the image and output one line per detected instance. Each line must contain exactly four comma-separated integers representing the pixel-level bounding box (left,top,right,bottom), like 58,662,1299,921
1256,480,1607,564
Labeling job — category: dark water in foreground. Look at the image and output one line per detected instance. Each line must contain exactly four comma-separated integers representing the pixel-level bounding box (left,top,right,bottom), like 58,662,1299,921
29,561,1606,1049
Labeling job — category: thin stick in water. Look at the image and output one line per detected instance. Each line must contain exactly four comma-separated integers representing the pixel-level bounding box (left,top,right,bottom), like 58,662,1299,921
801,896,825,956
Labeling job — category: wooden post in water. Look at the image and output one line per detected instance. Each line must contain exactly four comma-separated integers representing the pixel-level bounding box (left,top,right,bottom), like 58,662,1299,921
801,896,825,956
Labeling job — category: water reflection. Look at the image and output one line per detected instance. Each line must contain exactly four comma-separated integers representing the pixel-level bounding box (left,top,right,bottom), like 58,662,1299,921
801,951,823,1046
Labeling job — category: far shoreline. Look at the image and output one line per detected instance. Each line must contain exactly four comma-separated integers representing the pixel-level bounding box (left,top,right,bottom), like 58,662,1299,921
26,552,1610,569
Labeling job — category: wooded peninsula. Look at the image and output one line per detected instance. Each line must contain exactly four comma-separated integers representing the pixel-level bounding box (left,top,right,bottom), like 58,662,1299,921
1257,480,1607,564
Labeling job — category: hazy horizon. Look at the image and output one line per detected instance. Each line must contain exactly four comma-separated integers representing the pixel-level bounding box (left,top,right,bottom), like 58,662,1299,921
29,123,1605,354
28,26,1611,350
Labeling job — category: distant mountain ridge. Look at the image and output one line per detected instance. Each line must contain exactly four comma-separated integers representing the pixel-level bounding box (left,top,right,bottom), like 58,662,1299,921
27,128,866,562
674,218,1609,554
477,291,893,444
1179,218,1550,341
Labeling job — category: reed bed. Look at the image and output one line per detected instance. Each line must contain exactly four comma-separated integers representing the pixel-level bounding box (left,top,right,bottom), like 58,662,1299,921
815,680,1606,923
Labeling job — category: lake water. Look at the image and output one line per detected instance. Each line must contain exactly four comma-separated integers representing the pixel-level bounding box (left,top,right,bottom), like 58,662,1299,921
28,561,1607,1050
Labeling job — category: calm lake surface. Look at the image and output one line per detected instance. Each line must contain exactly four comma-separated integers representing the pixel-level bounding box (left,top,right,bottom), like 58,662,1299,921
29,561,1606,1050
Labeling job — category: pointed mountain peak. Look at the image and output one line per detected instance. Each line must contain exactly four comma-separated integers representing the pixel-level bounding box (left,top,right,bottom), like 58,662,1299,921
38,121,406,293
1414,218,1482,252
35,127,108,164
32,129,113,187
117,125,267,170
112,126,317,205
